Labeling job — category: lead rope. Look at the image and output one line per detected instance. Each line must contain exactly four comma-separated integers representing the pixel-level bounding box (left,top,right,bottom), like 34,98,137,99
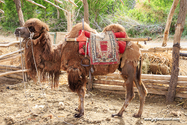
19,31,36,118
20,30,72,125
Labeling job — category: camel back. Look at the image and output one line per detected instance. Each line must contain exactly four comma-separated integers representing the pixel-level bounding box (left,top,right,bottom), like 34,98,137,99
66,23,141,67
103,24,141,67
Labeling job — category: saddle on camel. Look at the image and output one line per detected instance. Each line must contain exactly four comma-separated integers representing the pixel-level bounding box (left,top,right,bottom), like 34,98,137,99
15,18,147,118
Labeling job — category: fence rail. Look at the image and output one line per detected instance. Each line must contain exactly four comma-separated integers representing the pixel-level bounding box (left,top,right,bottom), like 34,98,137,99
93,73,187,98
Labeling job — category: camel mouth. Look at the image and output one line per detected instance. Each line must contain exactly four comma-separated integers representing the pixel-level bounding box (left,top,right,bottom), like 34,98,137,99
14,27,30,38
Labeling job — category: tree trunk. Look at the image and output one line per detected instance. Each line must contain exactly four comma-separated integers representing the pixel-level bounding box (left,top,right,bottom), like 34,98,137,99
14,0,25,26
83,0,89,24
166,0,187,103
67,12,72,32
162,0,180,47
55,1,60,19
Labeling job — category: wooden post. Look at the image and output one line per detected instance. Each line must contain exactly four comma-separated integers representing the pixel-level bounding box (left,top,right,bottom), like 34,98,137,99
162,0,180,47
67,12,72,32
166,0,187,103
14,0,25,26
83,0,89,24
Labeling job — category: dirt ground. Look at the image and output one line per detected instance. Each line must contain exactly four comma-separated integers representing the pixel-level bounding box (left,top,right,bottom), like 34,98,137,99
0,34,187,125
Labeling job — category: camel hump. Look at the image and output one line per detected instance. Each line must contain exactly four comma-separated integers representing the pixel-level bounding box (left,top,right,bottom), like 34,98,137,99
103,24,128,36
65,22,97,38
121,42,141,68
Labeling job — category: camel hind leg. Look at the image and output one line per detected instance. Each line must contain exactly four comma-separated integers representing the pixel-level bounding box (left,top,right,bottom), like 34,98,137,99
112,62,135,117
133,79,147,117
133,57,147,117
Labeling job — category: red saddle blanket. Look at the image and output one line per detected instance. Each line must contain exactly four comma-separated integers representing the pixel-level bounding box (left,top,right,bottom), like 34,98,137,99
78,30,127,55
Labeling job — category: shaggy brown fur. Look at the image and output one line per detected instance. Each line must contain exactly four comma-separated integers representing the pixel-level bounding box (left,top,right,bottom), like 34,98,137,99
61,23,147,118
15,18,63,88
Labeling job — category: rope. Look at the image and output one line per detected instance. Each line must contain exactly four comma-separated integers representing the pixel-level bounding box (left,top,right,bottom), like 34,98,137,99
19,31,36,117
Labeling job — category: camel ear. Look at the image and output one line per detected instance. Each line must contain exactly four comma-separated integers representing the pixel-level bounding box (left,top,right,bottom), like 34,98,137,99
42,26,49,31
42,26,46,31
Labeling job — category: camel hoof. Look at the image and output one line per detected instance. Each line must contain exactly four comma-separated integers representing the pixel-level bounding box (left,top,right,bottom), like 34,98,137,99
74,113,83,118
112,113,122,117
133,113,141,118
75,108,79,112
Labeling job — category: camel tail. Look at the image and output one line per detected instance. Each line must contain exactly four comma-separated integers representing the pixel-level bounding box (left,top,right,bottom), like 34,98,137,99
136,57,142,85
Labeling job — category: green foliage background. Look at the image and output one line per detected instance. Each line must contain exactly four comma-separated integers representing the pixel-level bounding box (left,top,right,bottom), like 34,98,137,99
0,0,186,37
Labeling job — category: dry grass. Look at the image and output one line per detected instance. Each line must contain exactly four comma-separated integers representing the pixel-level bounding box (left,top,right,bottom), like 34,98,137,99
142,52,187,76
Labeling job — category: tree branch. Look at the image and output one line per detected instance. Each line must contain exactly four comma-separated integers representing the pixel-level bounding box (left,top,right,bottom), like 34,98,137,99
44,0,68,13
26,0,46,9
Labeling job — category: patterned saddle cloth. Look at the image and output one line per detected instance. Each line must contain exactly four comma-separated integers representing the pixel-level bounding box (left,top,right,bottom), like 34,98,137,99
78,30,127,65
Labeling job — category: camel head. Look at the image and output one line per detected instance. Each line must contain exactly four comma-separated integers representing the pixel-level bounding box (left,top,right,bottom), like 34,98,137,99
14,18,49,39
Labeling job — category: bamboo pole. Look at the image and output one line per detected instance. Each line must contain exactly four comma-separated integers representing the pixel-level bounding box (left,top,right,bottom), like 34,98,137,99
0,69,30,77
5,74,23,80
0,49,24,60
65,37,152,42
117,37,152,41
0,65,21,70
0,54,21,63
0,41,22,47
26,0,46,9
44,0,68,13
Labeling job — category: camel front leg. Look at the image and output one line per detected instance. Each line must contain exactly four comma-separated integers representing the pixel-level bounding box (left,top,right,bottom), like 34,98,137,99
54,72,60,89
74,87,86,118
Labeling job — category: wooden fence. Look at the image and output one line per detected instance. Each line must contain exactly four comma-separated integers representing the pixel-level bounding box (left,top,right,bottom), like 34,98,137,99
93,73,187,98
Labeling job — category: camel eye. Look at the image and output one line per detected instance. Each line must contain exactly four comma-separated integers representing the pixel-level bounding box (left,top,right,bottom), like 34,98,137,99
28,26,35,32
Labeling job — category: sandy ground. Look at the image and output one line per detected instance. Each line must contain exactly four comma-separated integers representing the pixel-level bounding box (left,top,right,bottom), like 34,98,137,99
0,34,187,125
0,82,187,125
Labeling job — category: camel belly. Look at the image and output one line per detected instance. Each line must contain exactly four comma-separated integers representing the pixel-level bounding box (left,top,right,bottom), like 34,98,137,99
92,64,119,75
